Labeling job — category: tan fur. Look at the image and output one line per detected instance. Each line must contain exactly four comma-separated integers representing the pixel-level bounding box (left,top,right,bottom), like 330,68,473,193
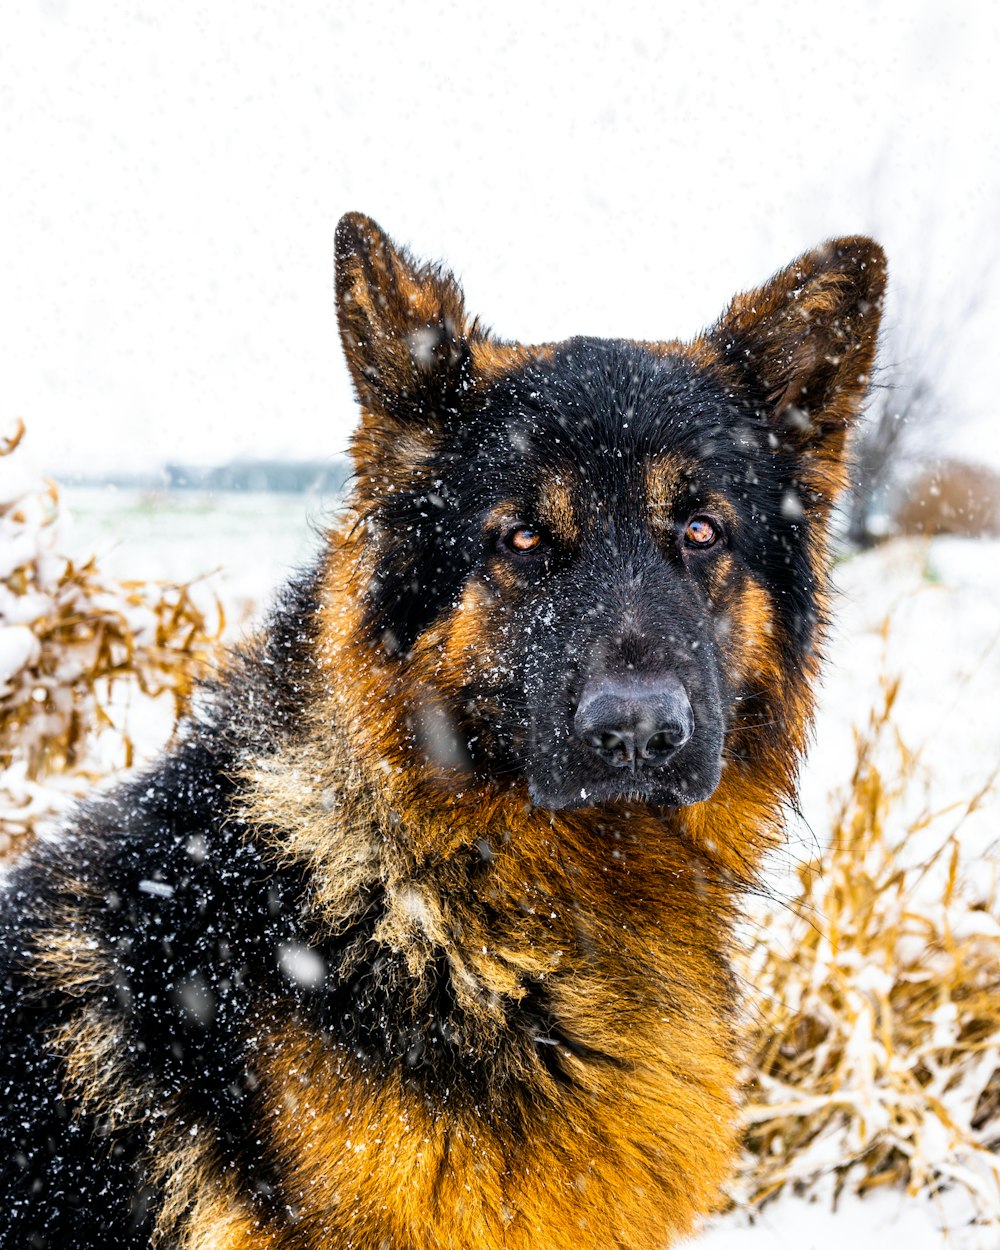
168,1156,281,1250
182,1205,276,1250
260,1007,736,1250
643,452,689,522
52,1006,139,1127
468,337,549,379
34,909,109,997
537,474,580,545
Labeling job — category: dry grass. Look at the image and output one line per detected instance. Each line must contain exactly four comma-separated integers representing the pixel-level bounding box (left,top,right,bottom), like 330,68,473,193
738,678,1000,1224
0,420,223,858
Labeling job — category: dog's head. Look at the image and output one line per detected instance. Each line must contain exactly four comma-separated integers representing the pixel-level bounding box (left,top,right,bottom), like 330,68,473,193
334,214,884,811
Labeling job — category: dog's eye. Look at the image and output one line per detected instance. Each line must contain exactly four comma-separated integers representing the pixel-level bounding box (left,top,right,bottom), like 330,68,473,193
503,525,544,554
683,515,721,548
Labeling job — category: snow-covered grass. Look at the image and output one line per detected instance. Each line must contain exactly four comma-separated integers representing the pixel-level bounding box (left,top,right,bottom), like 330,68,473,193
699,1180,994,1250
731,683,999,1237
2,455,998,1247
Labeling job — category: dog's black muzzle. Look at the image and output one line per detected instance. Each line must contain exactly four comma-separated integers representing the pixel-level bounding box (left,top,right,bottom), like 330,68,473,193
574,673,694,771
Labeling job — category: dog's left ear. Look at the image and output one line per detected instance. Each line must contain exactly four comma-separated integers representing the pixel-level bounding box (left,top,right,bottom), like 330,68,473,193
335,213,476,428
706,237,886,487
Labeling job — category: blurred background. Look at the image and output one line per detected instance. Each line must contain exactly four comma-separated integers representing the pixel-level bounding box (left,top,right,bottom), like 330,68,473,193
2,3,999,1247
4,1,1000,474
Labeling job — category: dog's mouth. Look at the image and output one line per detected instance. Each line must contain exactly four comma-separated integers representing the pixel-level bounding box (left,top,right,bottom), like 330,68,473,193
526,749,723,811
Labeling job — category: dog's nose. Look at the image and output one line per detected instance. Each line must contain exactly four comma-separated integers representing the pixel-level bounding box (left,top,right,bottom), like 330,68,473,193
574,675,694,769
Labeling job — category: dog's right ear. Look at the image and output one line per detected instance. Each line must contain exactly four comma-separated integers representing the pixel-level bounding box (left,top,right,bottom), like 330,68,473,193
335,213,476,431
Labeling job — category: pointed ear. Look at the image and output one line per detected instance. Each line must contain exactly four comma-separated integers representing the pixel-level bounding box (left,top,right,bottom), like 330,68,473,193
335,213,476,426
706,237,886,483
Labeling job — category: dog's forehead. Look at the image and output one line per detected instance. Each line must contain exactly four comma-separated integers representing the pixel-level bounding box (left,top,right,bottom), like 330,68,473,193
473,337,751,501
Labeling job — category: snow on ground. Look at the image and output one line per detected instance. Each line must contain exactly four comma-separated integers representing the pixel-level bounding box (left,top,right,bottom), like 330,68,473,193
807,537,999,858
61,486,330,625
699,1180,993,1250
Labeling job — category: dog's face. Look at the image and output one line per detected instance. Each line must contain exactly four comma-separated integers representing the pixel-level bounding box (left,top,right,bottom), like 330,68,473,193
335,215,884,811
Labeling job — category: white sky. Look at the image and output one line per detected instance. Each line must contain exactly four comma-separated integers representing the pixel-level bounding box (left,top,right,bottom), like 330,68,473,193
3,0,999,474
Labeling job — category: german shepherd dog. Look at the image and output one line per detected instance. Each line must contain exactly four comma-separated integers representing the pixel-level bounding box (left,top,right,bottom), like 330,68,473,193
0,216,884,1248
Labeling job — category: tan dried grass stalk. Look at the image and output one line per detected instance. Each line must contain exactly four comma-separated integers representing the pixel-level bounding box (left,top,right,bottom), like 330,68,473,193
739,679,1000,1223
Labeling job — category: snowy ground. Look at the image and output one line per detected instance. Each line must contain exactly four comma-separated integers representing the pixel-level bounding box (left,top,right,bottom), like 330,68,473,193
699,1181,992,1250
10,489,1000,1248
61,486,331,624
